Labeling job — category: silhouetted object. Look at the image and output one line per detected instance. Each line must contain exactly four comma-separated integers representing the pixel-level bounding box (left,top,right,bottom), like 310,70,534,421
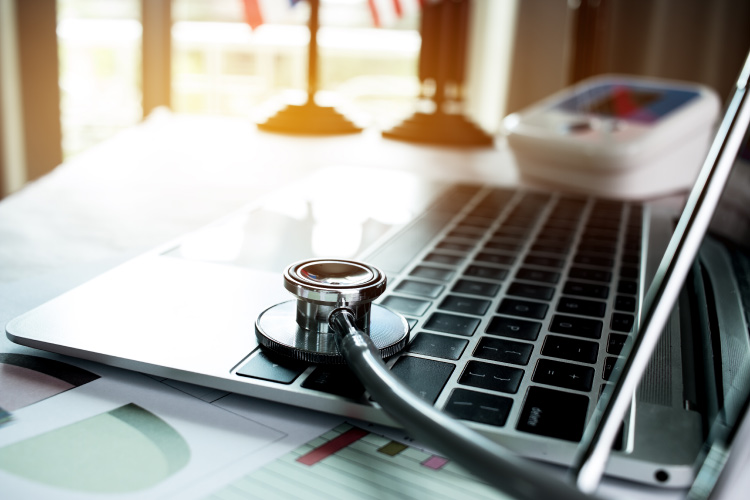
568,0,610,84
257,0,361,135
383,0,492,147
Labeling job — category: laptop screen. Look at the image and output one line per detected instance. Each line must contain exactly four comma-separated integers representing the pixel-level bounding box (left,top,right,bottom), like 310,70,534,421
687,134,750,496
574,52,750,493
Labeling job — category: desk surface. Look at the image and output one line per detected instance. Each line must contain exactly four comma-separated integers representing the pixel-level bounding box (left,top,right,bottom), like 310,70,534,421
0,110,516,284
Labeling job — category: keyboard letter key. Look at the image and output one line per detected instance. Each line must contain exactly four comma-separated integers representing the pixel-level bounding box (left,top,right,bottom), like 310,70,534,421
517,387,589,442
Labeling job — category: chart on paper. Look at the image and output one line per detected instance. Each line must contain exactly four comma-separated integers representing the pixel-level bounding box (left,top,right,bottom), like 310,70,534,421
206,422,509,500
0,403,189,493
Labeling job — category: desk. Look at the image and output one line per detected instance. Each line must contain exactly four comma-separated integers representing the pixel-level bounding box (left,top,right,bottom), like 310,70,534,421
0,110,515,284
0,112,711,499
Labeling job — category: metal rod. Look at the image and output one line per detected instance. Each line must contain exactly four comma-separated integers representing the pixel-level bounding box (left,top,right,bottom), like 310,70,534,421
307,0,320,102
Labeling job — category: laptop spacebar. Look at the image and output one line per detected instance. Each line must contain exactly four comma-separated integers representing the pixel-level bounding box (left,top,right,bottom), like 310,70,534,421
366,212,454,274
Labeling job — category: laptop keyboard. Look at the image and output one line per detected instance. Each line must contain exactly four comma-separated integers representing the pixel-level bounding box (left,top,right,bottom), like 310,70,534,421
238,183,642,444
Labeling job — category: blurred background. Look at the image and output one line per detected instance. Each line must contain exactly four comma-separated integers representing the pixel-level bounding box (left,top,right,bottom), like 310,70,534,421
0,0,748,198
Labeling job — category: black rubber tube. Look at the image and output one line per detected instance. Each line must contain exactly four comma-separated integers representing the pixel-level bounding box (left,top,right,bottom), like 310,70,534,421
330,309,595,500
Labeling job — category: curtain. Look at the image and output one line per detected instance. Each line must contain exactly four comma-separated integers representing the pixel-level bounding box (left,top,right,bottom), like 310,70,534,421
506,0,750,114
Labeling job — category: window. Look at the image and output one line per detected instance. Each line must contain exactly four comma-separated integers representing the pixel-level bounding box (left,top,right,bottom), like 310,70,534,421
57,0,142,158
171,0,421,129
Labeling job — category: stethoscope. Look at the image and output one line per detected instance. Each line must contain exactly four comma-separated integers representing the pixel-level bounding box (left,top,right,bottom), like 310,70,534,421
256,258,593,500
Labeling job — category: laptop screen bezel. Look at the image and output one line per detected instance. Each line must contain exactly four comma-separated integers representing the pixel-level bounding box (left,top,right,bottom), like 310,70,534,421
572,50,750,492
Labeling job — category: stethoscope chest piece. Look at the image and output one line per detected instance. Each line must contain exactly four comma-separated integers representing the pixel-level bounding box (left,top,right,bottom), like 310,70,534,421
255,259,409,364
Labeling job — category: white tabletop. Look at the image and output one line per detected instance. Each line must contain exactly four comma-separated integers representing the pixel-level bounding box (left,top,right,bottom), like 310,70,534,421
0,109,517,284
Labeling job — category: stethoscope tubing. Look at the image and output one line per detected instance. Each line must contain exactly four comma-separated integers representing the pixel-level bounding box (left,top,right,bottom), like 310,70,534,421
330,309,596,500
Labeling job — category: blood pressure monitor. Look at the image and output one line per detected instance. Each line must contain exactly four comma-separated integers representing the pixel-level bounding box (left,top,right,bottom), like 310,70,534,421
504,75,720,199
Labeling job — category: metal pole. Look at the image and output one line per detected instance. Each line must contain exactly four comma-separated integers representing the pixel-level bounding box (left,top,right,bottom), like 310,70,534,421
307,0,320,103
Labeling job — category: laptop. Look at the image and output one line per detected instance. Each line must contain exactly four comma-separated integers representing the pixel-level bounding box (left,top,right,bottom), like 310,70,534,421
7,53,750,493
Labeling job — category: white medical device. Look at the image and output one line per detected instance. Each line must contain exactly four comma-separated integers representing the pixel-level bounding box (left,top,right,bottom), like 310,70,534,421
504,75,721,199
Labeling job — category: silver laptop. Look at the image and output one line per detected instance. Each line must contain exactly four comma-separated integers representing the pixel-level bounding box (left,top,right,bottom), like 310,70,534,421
7,55,750,492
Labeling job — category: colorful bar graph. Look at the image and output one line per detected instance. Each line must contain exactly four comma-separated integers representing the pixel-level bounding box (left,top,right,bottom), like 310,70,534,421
297,426,368,466
421,455,449,470
206,423,504,500
377,440,409,456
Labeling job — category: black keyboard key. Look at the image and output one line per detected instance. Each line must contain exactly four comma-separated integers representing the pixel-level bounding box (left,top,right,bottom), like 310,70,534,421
582,227,618,240
503,207,537,221
394,280,444,298
515,267,560,284
603,356,617,380
452,224,485,237
445,389,513,427
424,253,464,266
302,366,365,399
577,242,617,255
465,265,508,281
519,191,551,205
452,279,500,297
459,361,524,394
482,188,515,204
535,232,572,245
617,280,638,295
517,387,589,442
614,295,636,312
624,240,641,251
586,217,619,230
563,281,609,299
474,337,534,365
568,267,612,283
591,199,623,210
524,255,564,269
460,215,495,228
535,226,571,238
484,239,522,252
236,350,306,384
424,313,481,336
494,226,529,238
486,316,541,341
557,297,606,318
390,356,455,404
574,254,615,268
407,333,468,360
470,206,504,219
439,295,491,316
549,314,603,339
381,296,431,317
541,335,598,364
620,266,639,279
556,196,587,209
436,241,473,253
410,265,455,282
578,235,617,249
531,242,569,255
448,228,482,240
607,333,629,355
533,359,594,392
498,298,548,320
475,252,516,266
507,282,555,301
543,217,579,229
621,252,640,265
625,226,642,238
611,313,635,332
